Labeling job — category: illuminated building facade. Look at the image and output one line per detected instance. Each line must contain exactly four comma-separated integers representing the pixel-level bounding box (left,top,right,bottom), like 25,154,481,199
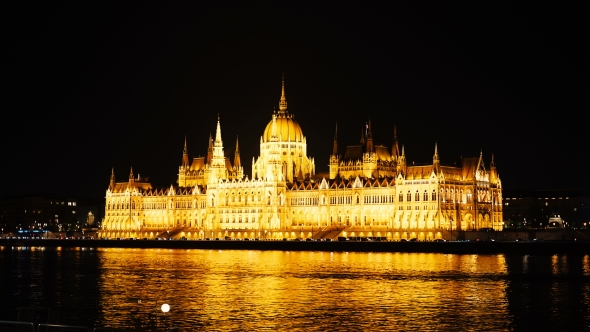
100,79,503,240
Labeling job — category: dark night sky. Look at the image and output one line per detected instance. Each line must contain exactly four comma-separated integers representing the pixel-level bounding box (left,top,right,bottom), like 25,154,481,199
3,2,587,199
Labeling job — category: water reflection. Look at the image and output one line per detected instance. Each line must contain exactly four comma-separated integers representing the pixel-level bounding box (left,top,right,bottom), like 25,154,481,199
1,248,589,331
97,250,513,331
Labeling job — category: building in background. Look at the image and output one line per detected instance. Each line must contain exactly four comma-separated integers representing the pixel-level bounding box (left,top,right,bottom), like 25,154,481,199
503,189,590,229
100,79,503,241
0,195,75,235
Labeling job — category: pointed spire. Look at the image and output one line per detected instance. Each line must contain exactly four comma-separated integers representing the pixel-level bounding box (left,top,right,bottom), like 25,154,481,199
182,135,189,167
392,125,400,158
215,115,222,143
397,145,407,176
433,142,440,173
434,142,439,161
360,126,365,145
234,135,241,168
332,123,339,156
279,73,287,113
366,119,374,153
489,153,498,183
128,166,135,186
109,167,116,190
207,133,213,164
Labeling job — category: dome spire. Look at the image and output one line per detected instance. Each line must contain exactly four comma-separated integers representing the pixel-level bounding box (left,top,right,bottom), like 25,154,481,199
215,114,222,144
279,73,287,113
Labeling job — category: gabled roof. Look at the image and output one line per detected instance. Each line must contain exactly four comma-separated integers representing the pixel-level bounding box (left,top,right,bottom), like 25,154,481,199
110,181,153,193
343,145,363,160
405,165,433,180
461,157,479,181
190,157,205,171
375,145,392,161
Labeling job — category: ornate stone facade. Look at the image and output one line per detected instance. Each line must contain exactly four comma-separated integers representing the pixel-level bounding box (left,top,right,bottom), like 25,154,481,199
100,79,503,240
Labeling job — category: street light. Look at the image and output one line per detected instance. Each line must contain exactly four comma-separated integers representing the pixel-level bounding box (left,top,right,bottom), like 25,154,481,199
161,303,170,330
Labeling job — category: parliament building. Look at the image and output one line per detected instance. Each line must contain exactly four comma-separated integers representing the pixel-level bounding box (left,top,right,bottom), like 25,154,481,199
99,79,503,240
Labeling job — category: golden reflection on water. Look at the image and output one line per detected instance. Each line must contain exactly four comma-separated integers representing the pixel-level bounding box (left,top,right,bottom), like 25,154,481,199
95,249,513,330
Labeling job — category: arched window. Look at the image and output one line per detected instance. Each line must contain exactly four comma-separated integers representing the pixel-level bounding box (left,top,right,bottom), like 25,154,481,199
399,192,403,202
423,191,428,201
407,191,412,201
432,190,437,201
415,191,420,201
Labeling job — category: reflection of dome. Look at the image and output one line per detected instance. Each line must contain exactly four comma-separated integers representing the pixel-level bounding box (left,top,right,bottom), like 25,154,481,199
263,113,304,142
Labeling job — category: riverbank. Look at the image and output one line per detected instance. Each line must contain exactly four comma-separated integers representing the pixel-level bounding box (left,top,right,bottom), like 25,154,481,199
2,238,590,254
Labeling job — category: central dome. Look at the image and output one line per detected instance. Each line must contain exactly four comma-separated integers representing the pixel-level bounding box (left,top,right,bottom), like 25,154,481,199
262,112,304,142
261,77,304,143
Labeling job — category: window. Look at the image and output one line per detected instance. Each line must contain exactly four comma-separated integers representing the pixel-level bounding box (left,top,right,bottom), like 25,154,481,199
423,191,428,201
407,191,412,202
432,190,437,201
415,191,420,201
399,192,403,202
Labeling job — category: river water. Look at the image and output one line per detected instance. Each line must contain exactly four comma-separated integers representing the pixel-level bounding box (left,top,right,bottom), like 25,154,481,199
1,247,589,331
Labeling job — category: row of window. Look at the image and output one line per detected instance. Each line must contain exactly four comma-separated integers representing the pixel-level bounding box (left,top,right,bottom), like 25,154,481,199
107,201,207,210
398,205,438,210
223,216,257,223
399,191,437,202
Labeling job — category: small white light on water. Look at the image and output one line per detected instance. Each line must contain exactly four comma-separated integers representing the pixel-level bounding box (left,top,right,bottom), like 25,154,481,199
161,303,170,313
